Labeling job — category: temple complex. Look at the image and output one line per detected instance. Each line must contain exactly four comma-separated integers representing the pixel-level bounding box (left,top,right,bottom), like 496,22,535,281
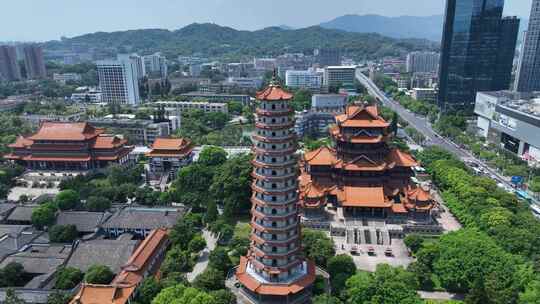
235,78,315,304
146,137,194,179
5,122,133,170
299,103,434,225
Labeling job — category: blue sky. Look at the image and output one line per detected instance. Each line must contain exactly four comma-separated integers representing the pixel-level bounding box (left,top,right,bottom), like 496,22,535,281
0,0,533,41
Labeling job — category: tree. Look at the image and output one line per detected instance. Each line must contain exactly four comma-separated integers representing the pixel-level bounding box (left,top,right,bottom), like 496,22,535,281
205,200,218,224
519,280,540,304
84,265,114,284
302,229,335,267
209,290,236,304
55,190,80,210
346,264,422,304
404,234,424,254
31,202,57,229
313,295,343,304
49,225,78,243
390,111,399,135
327,254,356,296
188,235,207,253
209,247,232,273
137,277,162,304
46,292,71,304
161,246,194,275
171,164,214,208
210,153,253,215
85,196,111,212
4,289,25,304
193,267,225,291
0,262,26,287
152,284,215,304
198,146,227,167
170,219,197,250
54,267,83,290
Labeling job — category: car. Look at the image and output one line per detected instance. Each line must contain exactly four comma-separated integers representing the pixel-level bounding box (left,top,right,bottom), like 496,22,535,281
385,248,393,257
350,245,359,255
367,247,376,256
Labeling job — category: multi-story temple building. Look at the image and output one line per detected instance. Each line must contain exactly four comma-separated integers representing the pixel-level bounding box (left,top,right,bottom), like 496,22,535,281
299,103,434,222
146,137,194,179
236,79,315,304
5,122,133,170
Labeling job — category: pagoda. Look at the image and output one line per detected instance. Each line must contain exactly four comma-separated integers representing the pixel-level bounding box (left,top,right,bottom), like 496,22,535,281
299,103,434,221
235,77,315,304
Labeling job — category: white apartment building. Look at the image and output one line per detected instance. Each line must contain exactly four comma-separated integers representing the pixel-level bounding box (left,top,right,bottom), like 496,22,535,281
323,66,356,87
155,101,229,115
96,57,141,105
143,53,167,79
285,70,323,90
53,73,81,84
406,52,440,74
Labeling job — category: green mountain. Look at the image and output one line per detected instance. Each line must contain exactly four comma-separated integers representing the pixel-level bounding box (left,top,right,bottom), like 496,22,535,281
44,23,438,60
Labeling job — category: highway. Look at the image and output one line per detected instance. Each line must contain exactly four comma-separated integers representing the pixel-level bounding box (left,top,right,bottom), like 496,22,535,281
355,70,514,190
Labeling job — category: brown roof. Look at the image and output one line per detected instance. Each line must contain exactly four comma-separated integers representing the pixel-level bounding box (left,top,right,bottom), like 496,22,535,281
256,84,293,101
335,105,390,128
70,284,136,304
304,146,337,166
69,228,169,304
93,136,127,149
408,187,432,202
28,122,104,141
339,186,391,208
388,149,418,167
8,136,33,148
236,257,316,296
146,138,193,158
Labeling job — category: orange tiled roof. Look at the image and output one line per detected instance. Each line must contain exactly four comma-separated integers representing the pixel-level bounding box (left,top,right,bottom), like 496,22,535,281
336,155,387,172
335,105,390,128
388,149,418,167
256,84,293,101
339,186,391,208
69,284,136,304
23,155,91,162
391,203,408,213
304,146,337,166
150,138,190,151
69,228,169,304
236,256,316,296
29,122,104,141
408,187,432,202
8,136,33,149
93,135,127,149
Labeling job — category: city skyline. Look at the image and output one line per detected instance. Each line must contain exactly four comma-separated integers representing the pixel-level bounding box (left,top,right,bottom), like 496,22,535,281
0,0,532,41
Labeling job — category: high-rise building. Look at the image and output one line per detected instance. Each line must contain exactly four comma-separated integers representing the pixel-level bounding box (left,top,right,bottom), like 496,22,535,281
323,66,356,87
143,53,167,79
126,54,145,80
406,51,440,73
438,0,519,112
315,48,341,67
285,70,323,90
97,57,141,106
23,45,47,79
515,0,540,92
235,78,315,304
0,45,22,81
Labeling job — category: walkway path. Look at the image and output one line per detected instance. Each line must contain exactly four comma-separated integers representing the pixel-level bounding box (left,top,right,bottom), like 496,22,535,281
418,291,465,301
186,229,218,282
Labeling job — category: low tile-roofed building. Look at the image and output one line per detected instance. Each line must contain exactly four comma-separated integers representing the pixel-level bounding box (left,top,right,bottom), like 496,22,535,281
0,203,16,222
102,207,184,238
66,237,138,273
0,225,45,260
69,229,170,304
56,211,109,234
5,205,37,224
0,244,72,288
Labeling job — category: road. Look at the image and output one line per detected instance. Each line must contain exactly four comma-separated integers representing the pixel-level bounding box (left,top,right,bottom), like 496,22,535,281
186,229,218,282
355,70,514,190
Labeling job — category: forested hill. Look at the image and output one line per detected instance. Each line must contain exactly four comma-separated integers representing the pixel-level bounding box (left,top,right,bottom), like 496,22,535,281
43,23,438,60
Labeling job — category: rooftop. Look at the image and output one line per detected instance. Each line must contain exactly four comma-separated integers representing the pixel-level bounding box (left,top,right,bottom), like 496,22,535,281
102,208,184,231
6,205,37,223
0,244,71,276
28,122,104,141
66,236,138,273
56,211,109,233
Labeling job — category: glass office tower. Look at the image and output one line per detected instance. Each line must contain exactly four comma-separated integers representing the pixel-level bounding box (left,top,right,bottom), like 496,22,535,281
438,0,519,112
515,0,540,92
